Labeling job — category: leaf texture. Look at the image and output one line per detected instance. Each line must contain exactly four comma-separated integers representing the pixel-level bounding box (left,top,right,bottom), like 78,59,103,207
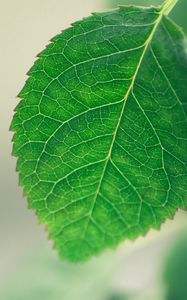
11,4,187,261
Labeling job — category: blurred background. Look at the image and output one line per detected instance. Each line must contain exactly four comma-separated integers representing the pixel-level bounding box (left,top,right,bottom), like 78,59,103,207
0,0,187,299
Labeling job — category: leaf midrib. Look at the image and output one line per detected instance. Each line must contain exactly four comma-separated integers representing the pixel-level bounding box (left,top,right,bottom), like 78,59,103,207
86,7,167,221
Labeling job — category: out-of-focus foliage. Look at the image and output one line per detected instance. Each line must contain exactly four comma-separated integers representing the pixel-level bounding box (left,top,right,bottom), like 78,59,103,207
106,0,187,33
107,0,161,6
163,233,187,300
2,233,187,300
0,247,118,300
108,295,129,300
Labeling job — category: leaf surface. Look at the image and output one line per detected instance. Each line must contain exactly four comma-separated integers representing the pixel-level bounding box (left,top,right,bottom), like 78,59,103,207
11,3,187,261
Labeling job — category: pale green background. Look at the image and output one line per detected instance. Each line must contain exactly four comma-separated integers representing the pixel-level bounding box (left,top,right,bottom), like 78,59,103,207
0,1,187,299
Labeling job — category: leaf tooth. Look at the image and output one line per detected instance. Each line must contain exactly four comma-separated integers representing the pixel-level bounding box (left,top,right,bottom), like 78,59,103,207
35,40,55,58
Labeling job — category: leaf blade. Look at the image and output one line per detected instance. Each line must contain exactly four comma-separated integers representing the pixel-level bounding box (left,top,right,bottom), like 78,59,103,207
11,6,187,261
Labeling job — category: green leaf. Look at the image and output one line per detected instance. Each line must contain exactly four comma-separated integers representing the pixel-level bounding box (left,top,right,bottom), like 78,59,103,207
107,0,162,9
11,2,187,262
105,0,187,34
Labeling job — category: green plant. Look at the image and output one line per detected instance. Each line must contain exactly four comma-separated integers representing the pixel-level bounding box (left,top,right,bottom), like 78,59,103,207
106,0,187,33
11,0,187,262
163,233,187,300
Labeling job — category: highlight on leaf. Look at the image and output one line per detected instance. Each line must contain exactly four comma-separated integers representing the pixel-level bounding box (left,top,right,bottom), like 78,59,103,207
11,0,187,262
